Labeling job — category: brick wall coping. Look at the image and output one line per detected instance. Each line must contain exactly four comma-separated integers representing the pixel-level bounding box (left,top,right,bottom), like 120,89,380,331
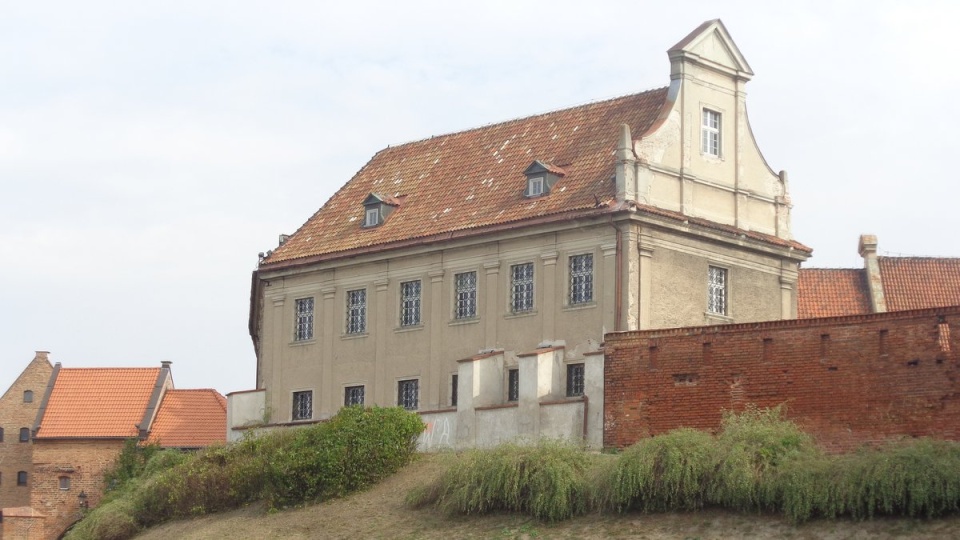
475,402,519,412
608,305,960,341
517,345,566,357
1,507,44,518
225,388,265,396
418,408,456,416
582,350,605,357
457,350,504,363
540,396,585,407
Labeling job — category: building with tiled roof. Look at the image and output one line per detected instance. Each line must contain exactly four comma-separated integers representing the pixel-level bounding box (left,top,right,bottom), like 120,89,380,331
241,20,811,447
798,234,960,318
0,356,226,540
147,389,227,449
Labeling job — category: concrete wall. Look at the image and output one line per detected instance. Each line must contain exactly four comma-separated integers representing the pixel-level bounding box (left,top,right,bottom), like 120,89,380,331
0,352,53,513
225,389,267,443
604,306,960,452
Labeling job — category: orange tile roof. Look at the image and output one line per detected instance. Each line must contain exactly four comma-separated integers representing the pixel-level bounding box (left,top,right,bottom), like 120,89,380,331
264,89,669,266
36,368,161,439
797,268,871,318
879,257,960,311
147,389,226,448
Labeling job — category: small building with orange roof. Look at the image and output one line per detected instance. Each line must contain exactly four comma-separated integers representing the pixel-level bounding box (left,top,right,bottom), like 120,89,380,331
147,389,227,450
28,362,171,538
799,235,960,318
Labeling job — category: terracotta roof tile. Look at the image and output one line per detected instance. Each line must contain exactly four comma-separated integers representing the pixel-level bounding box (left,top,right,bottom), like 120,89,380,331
147,389,226,448
37,368,161,439
797,268,871,318
879,257,960,311
264,88,670,266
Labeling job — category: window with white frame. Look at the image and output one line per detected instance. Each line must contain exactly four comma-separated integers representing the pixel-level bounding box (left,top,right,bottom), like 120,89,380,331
346,289,367,334
527,176,544,197
398,379,419,410
400,280,422,327
364,207,380,227
344,385,365,406
569,253,594,305
510,263,534,313
566,363,585,397
507,369,519,402
292,390,313,421
702,109,721,157
454,271,477,319
294,297,315,341
707,266,728,315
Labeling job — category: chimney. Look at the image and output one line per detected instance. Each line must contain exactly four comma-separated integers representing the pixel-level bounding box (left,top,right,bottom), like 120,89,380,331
615,124,636,202
858,234,887,313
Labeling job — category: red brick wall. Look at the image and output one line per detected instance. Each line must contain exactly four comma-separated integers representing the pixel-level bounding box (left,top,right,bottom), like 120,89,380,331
30,439,126,540
0,353,53,511
604,306,960,452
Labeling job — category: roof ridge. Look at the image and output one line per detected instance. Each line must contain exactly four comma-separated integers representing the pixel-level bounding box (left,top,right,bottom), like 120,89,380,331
879,256,960,261
383,86,669,150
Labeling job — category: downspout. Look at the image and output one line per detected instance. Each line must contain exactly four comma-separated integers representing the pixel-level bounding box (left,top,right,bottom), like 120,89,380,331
607,218,623,332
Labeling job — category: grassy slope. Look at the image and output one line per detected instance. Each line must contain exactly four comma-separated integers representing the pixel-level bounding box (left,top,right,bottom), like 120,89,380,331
133,454,960,540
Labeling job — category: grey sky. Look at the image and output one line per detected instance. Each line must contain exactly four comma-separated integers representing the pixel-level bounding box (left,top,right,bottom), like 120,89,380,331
2,1,958,396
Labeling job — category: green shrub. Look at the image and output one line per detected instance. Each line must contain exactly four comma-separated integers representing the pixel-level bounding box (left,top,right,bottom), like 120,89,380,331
102,439,162,494
409,441,589,521
709,404,818,512
264,406,425,508
64,494,140,540
594,428,715,513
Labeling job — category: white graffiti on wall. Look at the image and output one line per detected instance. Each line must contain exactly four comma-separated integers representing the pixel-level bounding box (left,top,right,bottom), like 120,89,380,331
420,416,453,448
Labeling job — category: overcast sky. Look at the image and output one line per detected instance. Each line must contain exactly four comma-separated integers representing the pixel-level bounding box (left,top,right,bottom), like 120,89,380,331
2,1,958,397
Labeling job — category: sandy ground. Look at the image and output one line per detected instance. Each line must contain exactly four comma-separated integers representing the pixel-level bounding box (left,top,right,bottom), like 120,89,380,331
134,455,960,540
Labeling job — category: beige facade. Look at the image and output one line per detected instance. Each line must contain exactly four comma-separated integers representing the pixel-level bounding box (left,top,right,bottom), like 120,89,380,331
244,20,810,442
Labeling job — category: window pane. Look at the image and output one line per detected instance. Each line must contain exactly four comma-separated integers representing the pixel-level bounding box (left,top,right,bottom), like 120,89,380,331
510,263,534,312
450,374,459,407
346,289,367,334
295,297,315,341
454,271,477,319
508,369,519,402
708,266,727,315
569,254,594,304
566,364,585,397
292,390,313,420
398,379,419,410
344,385,365,406
400,280,422,326
19,427,29,442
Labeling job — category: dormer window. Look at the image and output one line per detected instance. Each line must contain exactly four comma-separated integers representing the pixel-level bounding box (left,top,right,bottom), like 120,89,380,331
365,207,380,227
361,193,399,228
523,161,565,198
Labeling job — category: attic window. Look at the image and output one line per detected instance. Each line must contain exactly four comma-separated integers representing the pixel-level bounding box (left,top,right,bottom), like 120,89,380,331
523,161,564,198
362,193,397,228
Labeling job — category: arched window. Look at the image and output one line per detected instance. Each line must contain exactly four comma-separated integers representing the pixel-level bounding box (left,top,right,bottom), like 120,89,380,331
19,428,29,442
23,390,33,403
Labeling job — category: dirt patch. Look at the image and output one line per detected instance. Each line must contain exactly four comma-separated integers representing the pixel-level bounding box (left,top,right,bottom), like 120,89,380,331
134,454,960,539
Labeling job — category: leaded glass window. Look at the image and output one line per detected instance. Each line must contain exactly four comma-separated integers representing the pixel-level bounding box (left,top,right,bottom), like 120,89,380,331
454,271,477,319
398,379,419,410
346,289,367,334
294,297,314,341
566,363,585,397
510,263,534,313
400,280,422,327
569,254,594,305
292,390,313,421
708,266,727,315
344,385,365,406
